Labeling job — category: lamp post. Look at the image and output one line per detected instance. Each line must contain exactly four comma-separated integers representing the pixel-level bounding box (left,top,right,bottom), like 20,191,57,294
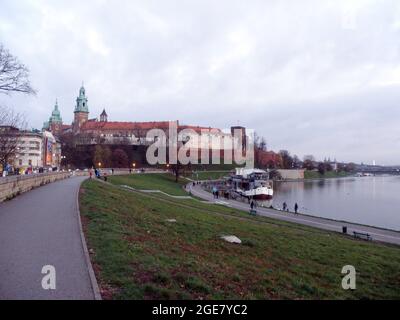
61,155,66,170
98,162,102,168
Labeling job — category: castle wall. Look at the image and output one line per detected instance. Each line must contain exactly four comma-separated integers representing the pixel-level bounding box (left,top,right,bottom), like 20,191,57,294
277,169,305,180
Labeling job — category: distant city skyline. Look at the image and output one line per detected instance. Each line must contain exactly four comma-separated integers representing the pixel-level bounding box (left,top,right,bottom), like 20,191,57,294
1,0,400,165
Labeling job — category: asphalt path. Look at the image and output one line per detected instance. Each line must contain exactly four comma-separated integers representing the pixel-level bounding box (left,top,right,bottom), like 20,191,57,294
0,176,95,299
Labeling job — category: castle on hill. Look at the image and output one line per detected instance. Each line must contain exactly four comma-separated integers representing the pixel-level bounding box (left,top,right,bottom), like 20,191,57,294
43,84,246,150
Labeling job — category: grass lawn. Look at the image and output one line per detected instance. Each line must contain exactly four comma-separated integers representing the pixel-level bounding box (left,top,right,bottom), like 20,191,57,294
80,179,400,300
108,173,188,196
304,170,352,179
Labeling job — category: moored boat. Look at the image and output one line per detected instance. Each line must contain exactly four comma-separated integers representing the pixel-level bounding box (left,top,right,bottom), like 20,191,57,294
230,168,274,200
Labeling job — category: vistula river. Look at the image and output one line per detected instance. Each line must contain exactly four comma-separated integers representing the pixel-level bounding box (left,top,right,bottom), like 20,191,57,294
273,176,400,231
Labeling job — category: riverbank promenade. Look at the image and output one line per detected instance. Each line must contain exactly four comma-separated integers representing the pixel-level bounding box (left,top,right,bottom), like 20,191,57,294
189,184,400,246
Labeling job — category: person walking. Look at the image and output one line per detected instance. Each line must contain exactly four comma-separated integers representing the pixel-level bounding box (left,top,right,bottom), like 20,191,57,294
294,203,299,214
212,186,218,199
89,170,93,179
283,202,287,211
250,200,254,211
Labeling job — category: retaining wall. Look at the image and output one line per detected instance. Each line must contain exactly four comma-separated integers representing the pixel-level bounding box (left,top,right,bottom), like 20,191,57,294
0,172,71,203
277,169,305,180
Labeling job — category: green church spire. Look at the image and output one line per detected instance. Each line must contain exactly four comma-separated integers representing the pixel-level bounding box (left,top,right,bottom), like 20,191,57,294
50,99,62,123
75,83,89,113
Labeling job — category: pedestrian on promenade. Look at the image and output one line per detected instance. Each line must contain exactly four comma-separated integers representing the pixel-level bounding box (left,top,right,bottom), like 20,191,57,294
111,168,114,175
89,170,93,179
250,200,254,210
294,203,299,214
283,202,287,211
212,186,217,199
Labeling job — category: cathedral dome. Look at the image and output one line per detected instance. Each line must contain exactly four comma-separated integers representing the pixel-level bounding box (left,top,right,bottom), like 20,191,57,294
50,100,62,123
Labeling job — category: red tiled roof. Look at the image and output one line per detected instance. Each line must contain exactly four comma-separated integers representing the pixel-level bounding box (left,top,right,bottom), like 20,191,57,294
179,125,222,133
79,121,222,133
81,121,172,131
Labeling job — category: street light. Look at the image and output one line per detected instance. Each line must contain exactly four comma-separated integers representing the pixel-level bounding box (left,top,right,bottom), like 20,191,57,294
132,162,136,168
98,162,102,168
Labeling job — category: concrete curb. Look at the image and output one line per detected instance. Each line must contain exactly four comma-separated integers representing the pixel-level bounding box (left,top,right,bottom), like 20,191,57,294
75,178,102,300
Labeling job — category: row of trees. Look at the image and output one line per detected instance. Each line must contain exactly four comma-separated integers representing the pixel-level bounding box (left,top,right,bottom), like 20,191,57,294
93,145,129,168
59,132,147,169
254,133,356,172
60,134,189,182
277,151,356,172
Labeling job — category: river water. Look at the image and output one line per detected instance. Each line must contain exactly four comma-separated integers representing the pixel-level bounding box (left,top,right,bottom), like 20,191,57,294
273,176,400,231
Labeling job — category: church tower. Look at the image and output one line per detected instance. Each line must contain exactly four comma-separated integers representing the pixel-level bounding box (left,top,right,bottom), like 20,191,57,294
49,99,63,136
43,99,63,136
100,109,108,122
73,84,89,133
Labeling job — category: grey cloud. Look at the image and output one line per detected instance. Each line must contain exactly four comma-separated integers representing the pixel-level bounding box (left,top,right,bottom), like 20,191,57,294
0,0,399,164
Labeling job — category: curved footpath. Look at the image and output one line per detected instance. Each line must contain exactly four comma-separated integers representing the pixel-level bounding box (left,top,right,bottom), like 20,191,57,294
189,184,400,246
0,176,97,300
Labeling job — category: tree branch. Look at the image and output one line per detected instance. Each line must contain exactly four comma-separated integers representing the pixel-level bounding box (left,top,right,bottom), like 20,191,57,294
0,44,36,95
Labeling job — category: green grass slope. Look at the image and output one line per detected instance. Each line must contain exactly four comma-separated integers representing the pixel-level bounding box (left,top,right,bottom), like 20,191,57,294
80,179,400,300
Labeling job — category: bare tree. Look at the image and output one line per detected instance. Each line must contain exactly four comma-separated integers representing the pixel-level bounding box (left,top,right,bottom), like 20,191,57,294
0,44,34,173
0,106,26,171
279,150,294,169
0,44,36,95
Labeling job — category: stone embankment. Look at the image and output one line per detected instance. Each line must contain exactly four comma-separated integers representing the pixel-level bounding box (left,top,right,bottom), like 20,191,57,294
0,172,71,202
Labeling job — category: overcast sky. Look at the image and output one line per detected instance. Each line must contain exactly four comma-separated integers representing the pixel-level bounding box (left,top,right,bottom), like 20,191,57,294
1,0,400,165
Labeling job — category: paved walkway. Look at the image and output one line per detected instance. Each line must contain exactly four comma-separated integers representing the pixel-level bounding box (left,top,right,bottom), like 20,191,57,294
189,184,400,246
0,176,95,299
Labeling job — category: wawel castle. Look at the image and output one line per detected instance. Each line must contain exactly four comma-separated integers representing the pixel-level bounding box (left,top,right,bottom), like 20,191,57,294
41,85,247,166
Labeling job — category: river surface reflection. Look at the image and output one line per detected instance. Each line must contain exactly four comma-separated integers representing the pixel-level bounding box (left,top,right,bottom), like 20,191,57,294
273,176,400,230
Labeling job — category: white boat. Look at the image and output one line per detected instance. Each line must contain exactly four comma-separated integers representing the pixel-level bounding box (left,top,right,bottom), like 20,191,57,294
231,168,274,200
238,185,273,200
